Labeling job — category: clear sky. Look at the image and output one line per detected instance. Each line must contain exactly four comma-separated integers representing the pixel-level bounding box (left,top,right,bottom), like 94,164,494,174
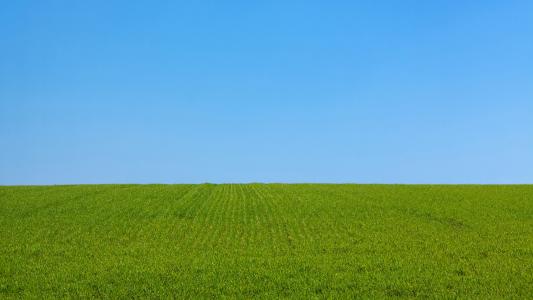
1,1,532,185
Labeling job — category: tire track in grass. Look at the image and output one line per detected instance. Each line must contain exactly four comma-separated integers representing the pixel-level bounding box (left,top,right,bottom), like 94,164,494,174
106,185,197,248
257,184,293,253
154,184,196,219
233,184,245,249
260,184,281,250
210,185,228,251
305,186,345,242
305,185,350,247
218,184,235,250
248,184,279,251
143,185,198,244
240,184,260,250
233,184,246,250
192,184,226,251
206,184,228,252
250,184,274,248
169,184,210,252
113,185,193,222
242,184,263,247
262,184,316,252
228,184,240,248
283,185,314,245
289,185,358,242
275,184,297,253
225,184,236,243
209,185,225,247
180,184,218,251
295,187,318,247
173,184,211,219
237,184,251,249
253,184,286,250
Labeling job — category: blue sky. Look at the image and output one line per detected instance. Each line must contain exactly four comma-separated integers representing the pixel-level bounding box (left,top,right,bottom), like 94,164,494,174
1,1,532,185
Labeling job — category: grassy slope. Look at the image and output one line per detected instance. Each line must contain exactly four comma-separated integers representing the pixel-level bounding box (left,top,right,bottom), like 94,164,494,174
0,184,532,298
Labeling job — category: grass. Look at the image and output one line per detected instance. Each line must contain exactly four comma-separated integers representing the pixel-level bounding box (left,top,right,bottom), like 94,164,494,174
1,184,532,298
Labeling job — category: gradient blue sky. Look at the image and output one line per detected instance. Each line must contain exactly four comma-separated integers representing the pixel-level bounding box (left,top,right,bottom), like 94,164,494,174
1,1,532,185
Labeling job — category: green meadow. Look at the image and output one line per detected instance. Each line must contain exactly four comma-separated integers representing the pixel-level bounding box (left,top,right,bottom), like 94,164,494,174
1,184,532,298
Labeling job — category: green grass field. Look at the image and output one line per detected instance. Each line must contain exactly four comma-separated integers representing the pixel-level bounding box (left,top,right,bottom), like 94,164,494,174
1,184,532,298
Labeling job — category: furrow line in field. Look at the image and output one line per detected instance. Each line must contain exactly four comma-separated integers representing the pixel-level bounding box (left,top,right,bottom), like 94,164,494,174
265,184,316,246
186,185,220,251
288,187,311,242
219,184,232,246
218,184,233,247
158,184,197,219
194,184,225,250
297,185,365,240
262,184,292,252
208,185,227,248
234,184,245,248
229,184,239,245
176,185,213,250
236,184,247,248
244,184,261,246
248,184,277,248
240,184,257,247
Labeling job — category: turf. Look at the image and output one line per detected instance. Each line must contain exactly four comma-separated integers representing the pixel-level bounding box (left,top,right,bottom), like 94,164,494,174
1,184,532,298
